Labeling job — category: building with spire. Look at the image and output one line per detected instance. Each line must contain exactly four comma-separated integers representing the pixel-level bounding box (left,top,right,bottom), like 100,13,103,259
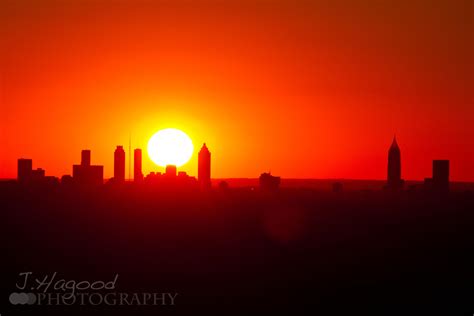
386,136,404,190
198,143,211,190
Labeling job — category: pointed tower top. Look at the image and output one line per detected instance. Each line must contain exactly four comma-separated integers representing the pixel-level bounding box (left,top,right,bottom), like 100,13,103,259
390,135,399,150
199,143,210,153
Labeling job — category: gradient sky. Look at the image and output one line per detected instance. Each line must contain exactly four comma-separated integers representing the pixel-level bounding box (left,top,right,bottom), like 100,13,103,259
1,0,473,181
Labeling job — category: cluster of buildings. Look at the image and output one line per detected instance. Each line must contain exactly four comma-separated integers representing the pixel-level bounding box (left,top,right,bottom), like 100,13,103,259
140,144,211,189
16,136,452,193
17,143,212,190
17,159,58,185
386,137,450,192
257,136,452,194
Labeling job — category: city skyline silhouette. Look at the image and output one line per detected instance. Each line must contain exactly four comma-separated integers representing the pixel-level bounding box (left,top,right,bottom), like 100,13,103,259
11,135,466,194
1,0,472,315
1,1,472,182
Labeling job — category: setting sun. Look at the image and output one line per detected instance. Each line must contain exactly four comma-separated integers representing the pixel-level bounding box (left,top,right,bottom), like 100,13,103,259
147,128,194,168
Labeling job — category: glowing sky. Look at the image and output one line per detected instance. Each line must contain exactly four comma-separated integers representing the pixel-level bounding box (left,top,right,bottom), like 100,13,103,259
1,0,473,181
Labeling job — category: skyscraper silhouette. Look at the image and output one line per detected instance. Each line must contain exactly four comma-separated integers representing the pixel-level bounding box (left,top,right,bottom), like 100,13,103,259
114,146,125,182
81,150,91,166
134,148,143,181
387,136,404,189
198,143,211,189
17,158,32,183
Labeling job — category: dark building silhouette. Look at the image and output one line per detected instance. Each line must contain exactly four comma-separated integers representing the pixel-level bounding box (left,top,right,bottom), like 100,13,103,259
144,169,197,188
166,165,177,177
259,172,280,192
433,160,450,192
31,168,45,180
61,175,74,186
17,158,32,183
134,148,143,181
386,137,404,189
114,146,125,182
198,143,211,190
423,177,433,191
81,150,91,166
17,158,48,184
72,150,103,186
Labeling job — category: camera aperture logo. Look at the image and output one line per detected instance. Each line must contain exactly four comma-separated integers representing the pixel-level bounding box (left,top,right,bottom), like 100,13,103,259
10,272,178,306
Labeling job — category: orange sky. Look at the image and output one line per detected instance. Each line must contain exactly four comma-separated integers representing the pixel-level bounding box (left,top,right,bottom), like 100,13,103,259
1,0,473,181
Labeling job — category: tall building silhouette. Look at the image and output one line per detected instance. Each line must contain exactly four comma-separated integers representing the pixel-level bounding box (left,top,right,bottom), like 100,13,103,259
433,160,449,192
73,150,103,186
17,158,32,183
81,150,91,166
134,148,143,181
114,146,125,182
198,143,211,189
387,136,404,189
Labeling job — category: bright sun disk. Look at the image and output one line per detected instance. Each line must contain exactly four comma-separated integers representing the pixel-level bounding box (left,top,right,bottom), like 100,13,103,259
147,128,194,167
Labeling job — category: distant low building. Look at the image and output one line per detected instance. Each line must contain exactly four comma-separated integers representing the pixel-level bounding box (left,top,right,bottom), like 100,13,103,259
144,169,197,188
31,168,45,181
73,165,103,186
433,160,449,193
259,172,280,192
165,165,177,177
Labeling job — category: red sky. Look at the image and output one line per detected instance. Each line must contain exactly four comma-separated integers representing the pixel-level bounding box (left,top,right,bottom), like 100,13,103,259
1,0,473,181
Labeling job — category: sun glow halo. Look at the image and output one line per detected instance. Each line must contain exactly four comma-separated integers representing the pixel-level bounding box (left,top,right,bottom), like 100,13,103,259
147,128,194,167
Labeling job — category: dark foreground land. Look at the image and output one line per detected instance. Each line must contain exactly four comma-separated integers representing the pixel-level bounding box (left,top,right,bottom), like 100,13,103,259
1,182,473,315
